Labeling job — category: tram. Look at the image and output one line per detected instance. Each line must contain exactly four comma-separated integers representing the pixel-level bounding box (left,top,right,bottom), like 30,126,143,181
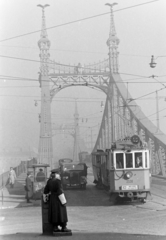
92,135,151,204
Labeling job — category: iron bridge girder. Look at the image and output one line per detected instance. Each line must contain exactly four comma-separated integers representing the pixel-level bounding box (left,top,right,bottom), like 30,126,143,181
49,74,110,100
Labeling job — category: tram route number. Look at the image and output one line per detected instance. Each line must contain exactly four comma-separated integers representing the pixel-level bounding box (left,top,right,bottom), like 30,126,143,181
122,185,138,190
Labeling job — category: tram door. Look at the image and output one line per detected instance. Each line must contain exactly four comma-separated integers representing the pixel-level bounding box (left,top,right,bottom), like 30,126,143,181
96,155,102,184
101,154,109,186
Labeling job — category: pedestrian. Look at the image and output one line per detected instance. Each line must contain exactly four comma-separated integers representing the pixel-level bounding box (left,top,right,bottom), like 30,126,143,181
8,167,16,188
43,168,71,233
36,168,46,182
25,172,33,203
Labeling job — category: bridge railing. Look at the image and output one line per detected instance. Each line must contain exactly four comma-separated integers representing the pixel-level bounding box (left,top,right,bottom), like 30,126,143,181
0,158,37,189
48,59,109,75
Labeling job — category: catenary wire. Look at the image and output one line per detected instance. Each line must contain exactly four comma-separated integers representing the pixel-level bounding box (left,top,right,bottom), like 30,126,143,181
0,0,159,43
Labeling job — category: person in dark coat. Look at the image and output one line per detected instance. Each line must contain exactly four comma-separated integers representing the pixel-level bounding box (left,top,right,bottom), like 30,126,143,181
36,168,46,182
44,169,71,233
25,172,33,203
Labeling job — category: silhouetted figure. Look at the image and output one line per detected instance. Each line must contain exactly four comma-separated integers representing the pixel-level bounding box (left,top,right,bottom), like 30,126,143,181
116,159,123,169
135,157,142,168
25,172,33,203
44,169,71,233
36,168,45,182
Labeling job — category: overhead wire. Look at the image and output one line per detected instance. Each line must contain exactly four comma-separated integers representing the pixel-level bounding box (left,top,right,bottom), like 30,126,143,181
1,71,166,84
0,0,159,43
2,1,166,138
0,44,151,58
130,86,166,101
139,107,166,121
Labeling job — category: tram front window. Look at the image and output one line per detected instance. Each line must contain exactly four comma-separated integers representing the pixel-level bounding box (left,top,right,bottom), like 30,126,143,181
135,152,143,168
145,152,148,168
126,153,133,168
116,153,124,169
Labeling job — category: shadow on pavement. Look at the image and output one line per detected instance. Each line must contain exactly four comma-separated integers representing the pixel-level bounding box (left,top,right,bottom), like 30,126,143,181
1,232,166,240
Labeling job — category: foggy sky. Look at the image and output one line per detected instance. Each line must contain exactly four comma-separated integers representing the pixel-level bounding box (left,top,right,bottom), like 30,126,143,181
0,0,166,162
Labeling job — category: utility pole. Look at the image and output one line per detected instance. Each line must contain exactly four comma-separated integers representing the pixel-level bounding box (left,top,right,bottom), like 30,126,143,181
73,100,80,162
90,127,93,151
156,90,160,130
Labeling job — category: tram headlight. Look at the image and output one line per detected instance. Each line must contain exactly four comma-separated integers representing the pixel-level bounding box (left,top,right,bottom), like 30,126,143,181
63,176,68,179
125,171,133,179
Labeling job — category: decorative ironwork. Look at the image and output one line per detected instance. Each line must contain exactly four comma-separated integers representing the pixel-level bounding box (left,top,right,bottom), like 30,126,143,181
37,4,166,177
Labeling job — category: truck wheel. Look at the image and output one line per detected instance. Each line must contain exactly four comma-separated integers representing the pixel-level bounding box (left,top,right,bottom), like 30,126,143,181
141,198,146,203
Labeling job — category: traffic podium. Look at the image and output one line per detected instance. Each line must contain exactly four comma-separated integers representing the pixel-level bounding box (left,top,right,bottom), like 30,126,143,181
41,197,72,236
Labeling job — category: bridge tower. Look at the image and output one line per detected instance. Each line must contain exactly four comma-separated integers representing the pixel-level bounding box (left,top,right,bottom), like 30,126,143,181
106,2,120,73
104,3,120,146
37,4,53,167
73,100,80,162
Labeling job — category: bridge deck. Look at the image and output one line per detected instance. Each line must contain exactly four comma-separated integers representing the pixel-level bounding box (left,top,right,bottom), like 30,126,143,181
0,173,166,209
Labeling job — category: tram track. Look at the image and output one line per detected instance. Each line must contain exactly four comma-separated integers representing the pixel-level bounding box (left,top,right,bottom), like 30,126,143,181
151,193,166,200
87,174,166,209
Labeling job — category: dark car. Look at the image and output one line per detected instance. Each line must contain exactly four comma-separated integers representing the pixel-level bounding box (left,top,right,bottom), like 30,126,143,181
60,162,88,190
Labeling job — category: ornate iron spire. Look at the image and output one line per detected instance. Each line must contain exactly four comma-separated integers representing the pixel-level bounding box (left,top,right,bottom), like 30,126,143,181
105,3,119,73
37,4,50,77
37,5,53,167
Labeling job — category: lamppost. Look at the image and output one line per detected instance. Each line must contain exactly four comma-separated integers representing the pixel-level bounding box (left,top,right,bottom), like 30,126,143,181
149,55,166,68
149,55,157,68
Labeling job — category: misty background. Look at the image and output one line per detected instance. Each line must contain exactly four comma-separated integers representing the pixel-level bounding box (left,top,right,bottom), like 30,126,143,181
0,0,166,171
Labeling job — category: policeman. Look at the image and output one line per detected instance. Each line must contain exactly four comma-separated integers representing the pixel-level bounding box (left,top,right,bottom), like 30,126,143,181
44,168,71,233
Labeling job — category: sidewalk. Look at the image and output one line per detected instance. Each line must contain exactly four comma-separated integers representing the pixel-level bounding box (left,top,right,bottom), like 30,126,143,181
0,180,41,209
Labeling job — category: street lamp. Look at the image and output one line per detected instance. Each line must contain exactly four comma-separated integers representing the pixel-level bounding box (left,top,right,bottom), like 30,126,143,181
149,55,157,68
149,55,166,68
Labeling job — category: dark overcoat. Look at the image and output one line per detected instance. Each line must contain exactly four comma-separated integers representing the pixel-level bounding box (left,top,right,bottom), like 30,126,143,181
44,178,68,224
25,176,33,199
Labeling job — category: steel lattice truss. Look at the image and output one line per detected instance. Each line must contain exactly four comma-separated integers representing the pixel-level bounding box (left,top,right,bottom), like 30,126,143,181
48,67,166,177
93,73,166,177
49,73,110,100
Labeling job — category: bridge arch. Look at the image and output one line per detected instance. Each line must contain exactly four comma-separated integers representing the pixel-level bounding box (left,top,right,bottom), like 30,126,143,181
50,81,109,100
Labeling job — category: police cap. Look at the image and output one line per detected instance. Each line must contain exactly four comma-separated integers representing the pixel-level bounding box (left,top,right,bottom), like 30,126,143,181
51,168,60,173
